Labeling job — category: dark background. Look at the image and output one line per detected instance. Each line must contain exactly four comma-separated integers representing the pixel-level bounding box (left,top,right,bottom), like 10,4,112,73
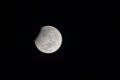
112,16,120,32
23,8,95,79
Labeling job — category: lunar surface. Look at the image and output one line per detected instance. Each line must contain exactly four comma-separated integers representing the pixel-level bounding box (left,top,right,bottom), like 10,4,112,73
34,26,62,54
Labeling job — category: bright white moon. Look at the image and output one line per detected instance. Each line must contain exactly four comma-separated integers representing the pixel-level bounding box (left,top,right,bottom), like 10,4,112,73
34,26,62,54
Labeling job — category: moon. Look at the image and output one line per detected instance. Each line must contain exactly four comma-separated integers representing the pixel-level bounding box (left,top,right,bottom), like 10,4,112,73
34,26,62,54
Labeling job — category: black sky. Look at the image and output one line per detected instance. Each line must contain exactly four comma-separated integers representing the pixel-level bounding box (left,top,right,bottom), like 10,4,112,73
23,8,95,75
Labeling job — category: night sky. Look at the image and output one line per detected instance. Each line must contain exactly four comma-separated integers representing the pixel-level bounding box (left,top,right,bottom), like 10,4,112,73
112,16,120,32
22,8,95,79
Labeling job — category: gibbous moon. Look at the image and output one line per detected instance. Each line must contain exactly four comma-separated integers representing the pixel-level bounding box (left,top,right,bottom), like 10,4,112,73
34,26,62,54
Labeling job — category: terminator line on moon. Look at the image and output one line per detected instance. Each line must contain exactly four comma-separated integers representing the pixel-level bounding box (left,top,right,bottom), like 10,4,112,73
34,26,62,54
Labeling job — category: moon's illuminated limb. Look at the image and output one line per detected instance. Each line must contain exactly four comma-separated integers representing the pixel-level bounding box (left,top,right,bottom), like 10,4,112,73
34,26,62,54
